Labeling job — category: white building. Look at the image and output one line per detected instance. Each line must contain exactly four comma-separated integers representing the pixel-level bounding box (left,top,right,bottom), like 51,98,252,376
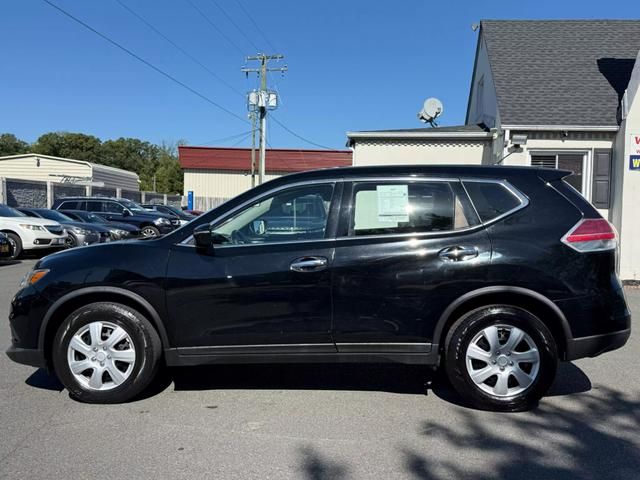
0,153,140,190
0,153,140,208
347,20,640,280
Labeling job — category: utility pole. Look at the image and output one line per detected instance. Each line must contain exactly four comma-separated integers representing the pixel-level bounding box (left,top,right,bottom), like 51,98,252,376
242,54,287,185
249,110,257,187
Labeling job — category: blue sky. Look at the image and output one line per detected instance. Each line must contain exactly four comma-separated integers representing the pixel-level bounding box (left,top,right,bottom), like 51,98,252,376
2,0,637,149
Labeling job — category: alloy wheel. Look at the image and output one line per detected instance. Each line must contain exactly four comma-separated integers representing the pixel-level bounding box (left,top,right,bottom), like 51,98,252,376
465,324,540,398
141,227,157,237
66,321,136,391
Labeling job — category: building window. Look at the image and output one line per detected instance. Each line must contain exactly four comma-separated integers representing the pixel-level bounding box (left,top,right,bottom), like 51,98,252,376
530,153,585,194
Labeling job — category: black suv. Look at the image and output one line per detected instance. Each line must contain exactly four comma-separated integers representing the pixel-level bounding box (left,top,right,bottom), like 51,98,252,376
52,197,178,237
7,166,630,411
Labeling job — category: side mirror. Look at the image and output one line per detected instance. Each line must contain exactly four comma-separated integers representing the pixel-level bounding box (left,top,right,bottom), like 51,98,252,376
251,219,267,235
193,224,212,249
122,209,131,217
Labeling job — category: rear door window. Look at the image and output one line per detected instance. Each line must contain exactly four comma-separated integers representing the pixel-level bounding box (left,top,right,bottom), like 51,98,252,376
59,200,83,210
463,181,524,222
350,181,479,236
86,201,104,212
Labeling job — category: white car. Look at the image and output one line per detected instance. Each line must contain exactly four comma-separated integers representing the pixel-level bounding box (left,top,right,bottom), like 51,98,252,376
0,204,67,259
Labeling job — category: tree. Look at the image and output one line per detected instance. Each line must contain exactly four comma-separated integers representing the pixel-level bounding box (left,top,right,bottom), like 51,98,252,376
32,132,102,162
0,133,29,156
153,142,184,194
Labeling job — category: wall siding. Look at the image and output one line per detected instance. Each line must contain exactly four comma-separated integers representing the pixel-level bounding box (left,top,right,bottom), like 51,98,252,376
183,169,284,199
352,139,490,166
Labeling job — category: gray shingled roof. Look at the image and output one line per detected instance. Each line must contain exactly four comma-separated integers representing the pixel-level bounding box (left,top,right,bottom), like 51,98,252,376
351,124,489,134
480,20,640,127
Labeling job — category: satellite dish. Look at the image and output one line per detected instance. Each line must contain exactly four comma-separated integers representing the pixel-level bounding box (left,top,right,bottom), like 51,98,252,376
418,97,444,127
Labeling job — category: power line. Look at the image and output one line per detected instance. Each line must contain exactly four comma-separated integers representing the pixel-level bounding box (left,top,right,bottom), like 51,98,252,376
229,131,252,147
114,0,243,97
184,0,245,57
196,130,253,146
41,0,249,125
234,0,277,52
270,115,334,150
208,0,259,52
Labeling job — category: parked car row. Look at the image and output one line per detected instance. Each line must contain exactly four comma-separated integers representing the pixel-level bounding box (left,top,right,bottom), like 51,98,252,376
0,196,189,259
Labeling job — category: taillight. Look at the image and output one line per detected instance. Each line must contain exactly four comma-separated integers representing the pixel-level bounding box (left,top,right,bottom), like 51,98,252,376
561,218,617,252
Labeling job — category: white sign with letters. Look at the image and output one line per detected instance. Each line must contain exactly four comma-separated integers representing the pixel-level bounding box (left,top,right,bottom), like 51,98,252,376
377,185,409,223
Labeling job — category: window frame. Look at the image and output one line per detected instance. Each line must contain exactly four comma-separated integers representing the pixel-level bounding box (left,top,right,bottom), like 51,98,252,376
336,177,528,240
177,180,343,248
529,149,591,201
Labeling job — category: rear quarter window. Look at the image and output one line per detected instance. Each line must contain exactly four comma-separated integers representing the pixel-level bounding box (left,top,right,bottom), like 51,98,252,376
463,181,524,222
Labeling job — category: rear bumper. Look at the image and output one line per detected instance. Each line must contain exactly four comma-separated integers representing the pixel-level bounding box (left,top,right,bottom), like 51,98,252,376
5,345,46,368
565,327,631,360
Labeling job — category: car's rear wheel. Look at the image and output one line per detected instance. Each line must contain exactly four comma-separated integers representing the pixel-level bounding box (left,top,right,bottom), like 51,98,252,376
141,225,160,237
6,233,22,259
52,302,162,403
444,305,558,412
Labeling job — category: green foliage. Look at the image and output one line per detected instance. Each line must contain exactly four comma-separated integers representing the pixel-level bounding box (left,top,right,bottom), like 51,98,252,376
0,133,29,156
2,131,184,194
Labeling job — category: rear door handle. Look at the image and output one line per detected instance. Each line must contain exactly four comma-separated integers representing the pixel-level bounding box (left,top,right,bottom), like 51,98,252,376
290,256,328,272
438,246,479,262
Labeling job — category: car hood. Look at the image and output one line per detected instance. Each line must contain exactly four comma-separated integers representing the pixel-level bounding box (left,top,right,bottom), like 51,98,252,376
0,216,61,227
62,221,110,233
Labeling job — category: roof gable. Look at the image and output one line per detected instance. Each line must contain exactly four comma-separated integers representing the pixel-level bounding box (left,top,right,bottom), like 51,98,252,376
480,20,640,127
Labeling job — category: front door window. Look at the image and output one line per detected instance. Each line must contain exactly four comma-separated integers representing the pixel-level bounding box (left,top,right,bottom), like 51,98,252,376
211,184,334,245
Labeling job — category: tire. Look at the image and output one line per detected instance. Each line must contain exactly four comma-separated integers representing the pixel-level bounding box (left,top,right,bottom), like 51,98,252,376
6,233,22,259
52,302,162,404
65,233,77,248
444,305,557,412
140,225,160,237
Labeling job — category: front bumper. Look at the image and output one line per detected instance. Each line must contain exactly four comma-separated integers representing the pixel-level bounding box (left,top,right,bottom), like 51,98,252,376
5,345,46,368
76,231,100,245
565,327,631,360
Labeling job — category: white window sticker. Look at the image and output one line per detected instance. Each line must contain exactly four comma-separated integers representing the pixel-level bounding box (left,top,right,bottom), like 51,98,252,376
377,185,409,223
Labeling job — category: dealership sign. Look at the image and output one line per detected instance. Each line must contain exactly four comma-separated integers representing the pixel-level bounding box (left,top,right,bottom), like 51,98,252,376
632,135,640,171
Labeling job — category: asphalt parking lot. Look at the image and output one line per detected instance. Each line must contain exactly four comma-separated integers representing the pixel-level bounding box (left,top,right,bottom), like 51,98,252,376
1,258,639,479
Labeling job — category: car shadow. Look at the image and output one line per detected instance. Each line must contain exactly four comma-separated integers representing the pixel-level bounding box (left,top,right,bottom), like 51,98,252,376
24,361,592,408
0,259,22,266
25,368,64,391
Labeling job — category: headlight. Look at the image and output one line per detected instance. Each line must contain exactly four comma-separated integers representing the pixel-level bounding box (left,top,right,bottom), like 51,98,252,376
153,217,170,225
109,229,128,238
71,227,90,235
20,224,45,231
20,268,49,287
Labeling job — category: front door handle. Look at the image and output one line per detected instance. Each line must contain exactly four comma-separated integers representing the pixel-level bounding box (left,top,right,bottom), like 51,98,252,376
438,246,479,262
290,256,328,272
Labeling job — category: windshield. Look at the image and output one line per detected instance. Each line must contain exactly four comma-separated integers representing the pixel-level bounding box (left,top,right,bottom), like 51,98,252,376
119,199,146,213
84,213,108,224
0,205,26,217
37,210,73,222
164,205,185,216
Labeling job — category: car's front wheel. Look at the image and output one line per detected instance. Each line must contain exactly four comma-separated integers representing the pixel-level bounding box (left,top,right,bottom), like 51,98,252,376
141,225,160,237
6,233,22,259
52,302,162,403
444,305,558,412
65,233,77,248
